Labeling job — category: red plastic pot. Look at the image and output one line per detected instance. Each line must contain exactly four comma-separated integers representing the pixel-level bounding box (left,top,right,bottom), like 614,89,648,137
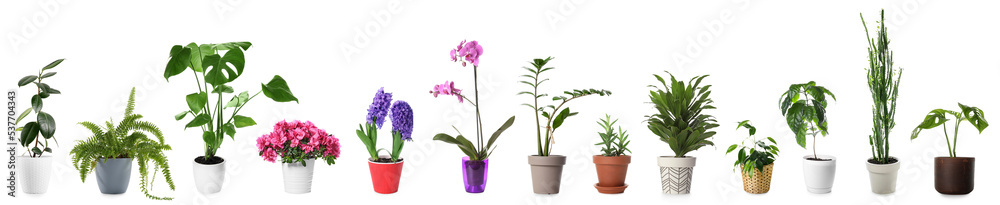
368,158,404,194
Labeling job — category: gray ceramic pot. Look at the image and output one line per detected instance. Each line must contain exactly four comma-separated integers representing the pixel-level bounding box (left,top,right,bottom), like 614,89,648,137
528,155,566,194
96,158,133,194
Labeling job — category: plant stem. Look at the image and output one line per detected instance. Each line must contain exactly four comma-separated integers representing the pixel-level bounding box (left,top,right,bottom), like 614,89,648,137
472,66,484,158
952,119,961,157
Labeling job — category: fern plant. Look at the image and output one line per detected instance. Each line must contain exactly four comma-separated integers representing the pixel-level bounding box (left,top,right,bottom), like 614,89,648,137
646,71,718,157
70,88,175,200
518,57,612,156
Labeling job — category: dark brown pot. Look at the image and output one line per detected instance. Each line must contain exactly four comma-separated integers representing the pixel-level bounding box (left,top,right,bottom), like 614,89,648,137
935,157,974,195
593,155,631,194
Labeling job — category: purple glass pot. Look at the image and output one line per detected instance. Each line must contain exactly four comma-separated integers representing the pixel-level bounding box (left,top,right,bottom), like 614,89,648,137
462,157,489,193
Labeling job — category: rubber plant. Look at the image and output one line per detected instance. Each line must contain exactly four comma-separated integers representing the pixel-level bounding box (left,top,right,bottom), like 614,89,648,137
70,88,175,200
518,57,611,156
163,42,299,163
15,59,64,157
778,81,836,160
646,72,718,157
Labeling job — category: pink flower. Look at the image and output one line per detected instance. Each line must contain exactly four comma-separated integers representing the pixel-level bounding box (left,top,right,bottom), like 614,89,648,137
256,120,342,163
430,81,463,103
450,40,484,67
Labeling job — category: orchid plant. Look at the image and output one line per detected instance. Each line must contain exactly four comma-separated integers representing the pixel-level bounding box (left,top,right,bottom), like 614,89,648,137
356,88,414,163
518,57,611,156
257,120,342,166
432,40,516,161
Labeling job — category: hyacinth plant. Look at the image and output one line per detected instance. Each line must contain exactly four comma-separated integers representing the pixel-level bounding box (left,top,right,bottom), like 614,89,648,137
15,59,65,158
518,57,611,156
910,103,989,158
257,120,341,166
432,40,516,161
356,88,414,163
861,10,903,165
596,114,630,157
726,120,779,178
163,42,299,163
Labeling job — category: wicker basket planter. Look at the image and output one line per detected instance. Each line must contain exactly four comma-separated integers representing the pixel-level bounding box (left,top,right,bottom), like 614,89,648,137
740,164,774,194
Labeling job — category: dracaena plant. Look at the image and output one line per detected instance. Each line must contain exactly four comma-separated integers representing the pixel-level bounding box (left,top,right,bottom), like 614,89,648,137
910,103,988,157
646,72,718,157
70,88,175,200
432,40,516,161
15,59,64,158
518,57,611,156
595,114,630,157
862,10,903,164
778,81,836,159
163,42,299,161
726,120,779,178
356,88,414,163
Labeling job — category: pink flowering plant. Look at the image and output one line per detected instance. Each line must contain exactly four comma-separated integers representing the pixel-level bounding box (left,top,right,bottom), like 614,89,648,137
432,40,516,161
257,120,341,165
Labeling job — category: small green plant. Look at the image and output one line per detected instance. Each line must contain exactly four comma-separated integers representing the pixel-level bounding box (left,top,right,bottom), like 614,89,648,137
778,81,836,159
726,120,779,178
646,71,718,157
910,103,989,157
518,57,611,156
70,88,175,200
862,10,903,164
163,42,299,162
595,114,630,157
15,59,64,158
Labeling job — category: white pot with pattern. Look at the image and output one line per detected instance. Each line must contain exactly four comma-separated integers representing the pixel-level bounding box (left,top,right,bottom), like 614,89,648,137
657,156,695,194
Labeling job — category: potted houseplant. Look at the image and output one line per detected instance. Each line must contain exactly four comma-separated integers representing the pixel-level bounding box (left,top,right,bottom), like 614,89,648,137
910,103,988,195
726,120,780,194
592,115,631,194
163,42,300,194
518,57,611,194
777,81,837,193
861,10,904,194
14,58,65,194
257,120,341,194
646,71,718,194
69,88,176,200
356,87,414,194
431,40,516,193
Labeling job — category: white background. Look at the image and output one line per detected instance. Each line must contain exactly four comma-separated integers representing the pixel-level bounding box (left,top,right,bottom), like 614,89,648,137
2,0,999,205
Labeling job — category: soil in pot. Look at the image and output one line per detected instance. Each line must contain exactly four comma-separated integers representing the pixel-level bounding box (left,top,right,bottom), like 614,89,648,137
802,155,836,194
95,158,133,194
368,157,404,194
462,157,489,193
192,156,226,194
935,157,974,195
529,155,566,194
866,157,900,194
195,156,225,165
594,155,630,194
740,163,774,194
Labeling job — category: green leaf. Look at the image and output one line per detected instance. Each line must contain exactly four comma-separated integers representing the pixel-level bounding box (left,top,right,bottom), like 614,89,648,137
31,95,42,113
204,55,229,86
19,122,39,147
36,112,56,139
31,147,42,155
43,147,52,153
726,144,738,154
221,48,245,81
41,59,64,71
18,76,38,87
186,92,208,113
40,72,56,79
911,109,948,140
15,108,32,124
164,46,192,81
202,131,216,148
958,103,989,133
212,42,252,51
487,116,515,149
261,75,298,103
212,85,234,93
223,123,236,139
233,115,256,128
785,102,809,148
185,114,211,128
174,111,189,121
552,108,572,130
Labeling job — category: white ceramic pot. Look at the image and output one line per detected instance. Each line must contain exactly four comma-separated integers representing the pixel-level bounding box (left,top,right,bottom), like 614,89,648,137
802,155,836,194
192,157,226,194
282,159,316,194
16,156,52,194
866,158,901,194
657,156,695,194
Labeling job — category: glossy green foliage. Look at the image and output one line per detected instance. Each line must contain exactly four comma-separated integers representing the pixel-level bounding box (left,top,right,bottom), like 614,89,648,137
726,120,779,178
518,57,611,156
15,59,64,158
646,71,718,157
911,103,989,157
778,81,836,159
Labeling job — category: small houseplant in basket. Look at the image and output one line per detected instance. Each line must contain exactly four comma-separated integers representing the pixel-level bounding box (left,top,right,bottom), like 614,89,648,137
725,120,779,194
592,114,631,194
432,40,516,193
518,57,611,194
778,81,837,193
910,103,988,195
14,58,65,194
861,10,904,194
646,71,718,194
258,120,341,194
70,88,176,200
356,87,414,194
163,41,299,194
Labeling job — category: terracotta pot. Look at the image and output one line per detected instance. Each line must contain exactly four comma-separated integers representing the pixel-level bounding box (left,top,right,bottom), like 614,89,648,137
740,163,774,194
368,156,404,194
528,155,566,194
935,157,974,195
593,155,630,194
